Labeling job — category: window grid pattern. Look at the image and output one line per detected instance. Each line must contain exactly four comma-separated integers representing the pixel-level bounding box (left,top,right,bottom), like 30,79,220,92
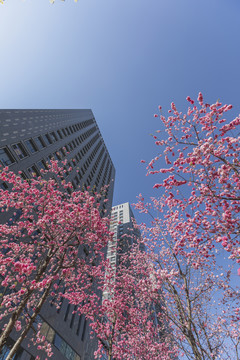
40,321,81,360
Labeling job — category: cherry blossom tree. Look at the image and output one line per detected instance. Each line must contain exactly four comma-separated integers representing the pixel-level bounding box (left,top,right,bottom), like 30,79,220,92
135,201,240,359
0,161,175,360
149,93,240,261
1,94,240,360
0,161,111,360
134,93,240,359
91,243,176,360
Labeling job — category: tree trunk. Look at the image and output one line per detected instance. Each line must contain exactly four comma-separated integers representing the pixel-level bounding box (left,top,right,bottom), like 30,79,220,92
0,290,34,351
5,281,52,360
0,252,53,352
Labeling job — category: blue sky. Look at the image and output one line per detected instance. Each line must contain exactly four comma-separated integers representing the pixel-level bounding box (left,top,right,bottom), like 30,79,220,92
0,0,240,223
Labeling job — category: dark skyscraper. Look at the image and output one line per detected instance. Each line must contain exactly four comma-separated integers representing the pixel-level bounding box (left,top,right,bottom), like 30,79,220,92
0,109,115,360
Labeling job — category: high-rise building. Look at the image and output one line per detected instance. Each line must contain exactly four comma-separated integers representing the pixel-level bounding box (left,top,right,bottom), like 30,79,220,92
104,204,172,359
0,110,115,360
103,202,142,301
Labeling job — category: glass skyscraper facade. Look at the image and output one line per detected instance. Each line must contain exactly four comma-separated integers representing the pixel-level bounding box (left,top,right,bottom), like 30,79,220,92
0,109,115,360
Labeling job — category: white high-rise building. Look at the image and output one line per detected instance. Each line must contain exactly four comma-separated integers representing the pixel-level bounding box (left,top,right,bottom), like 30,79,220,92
103,202,142,300
108,202,141,267
103,204,175,359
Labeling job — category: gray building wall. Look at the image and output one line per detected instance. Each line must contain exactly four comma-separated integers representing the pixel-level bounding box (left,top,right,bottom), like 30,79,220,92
0,110,115,360
103,202,142,301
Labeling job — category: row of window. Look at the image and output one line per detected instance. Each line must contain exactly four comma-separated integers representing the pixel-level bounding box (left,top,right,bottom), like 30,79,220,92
70,134,101,190
119,210,124,223
0,121,95,167
55,299,87,340
40,321,81,360
20,140,110,198
97,153,114,198
6,144,107,196
106,162,113,189
95,154,107,188
0,345,25,360
1,131,113,203
74,148,104,193
76,139,102,188
112,204,124,211
0,125,99,181
90,148,104,180
101,159,111,194
63,304,88,340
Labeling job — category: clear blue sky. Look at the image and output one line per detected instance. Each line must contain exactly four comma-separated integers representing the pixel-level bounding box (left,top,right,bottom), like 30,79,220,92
0,0,240,223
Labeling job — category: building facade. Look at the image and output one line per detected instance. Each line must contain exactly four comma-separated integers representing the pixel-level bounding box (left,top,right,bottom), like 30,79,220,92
0,110,115,360
103,203,172,359
103,202,142,301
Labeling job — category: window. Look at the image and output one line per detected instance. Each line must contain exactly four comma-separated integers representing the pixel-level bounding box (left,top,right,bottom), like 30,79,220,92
40,322,50,337
47,327,55,342
34,136,46,149
81,318,87,341
53,333,62,350
59,339,67,354
57,130,63,139
0,344,11,360
37,160,48,171
58,147,64,156
74,176,80,185
46,154,53,164
12,143,28,160
39,318,80,359
0,344,23,360
53,152,61,161
66,345,75,360
65,144,70,152
0,182,8,190
53,333,80,360
27,165,40,178
0,147,15,166
44,134,52,145
64,304,70,321
71,181,76,190
25,139,38,153
76,315,82,335
70,305,77,329
20,171,28,180
65,127,70,136
50,131,58,143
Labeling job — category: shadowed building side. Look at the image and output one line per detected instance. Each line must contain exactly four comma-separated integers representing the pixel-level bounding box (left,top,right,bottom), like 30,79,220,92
0,109,115,360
